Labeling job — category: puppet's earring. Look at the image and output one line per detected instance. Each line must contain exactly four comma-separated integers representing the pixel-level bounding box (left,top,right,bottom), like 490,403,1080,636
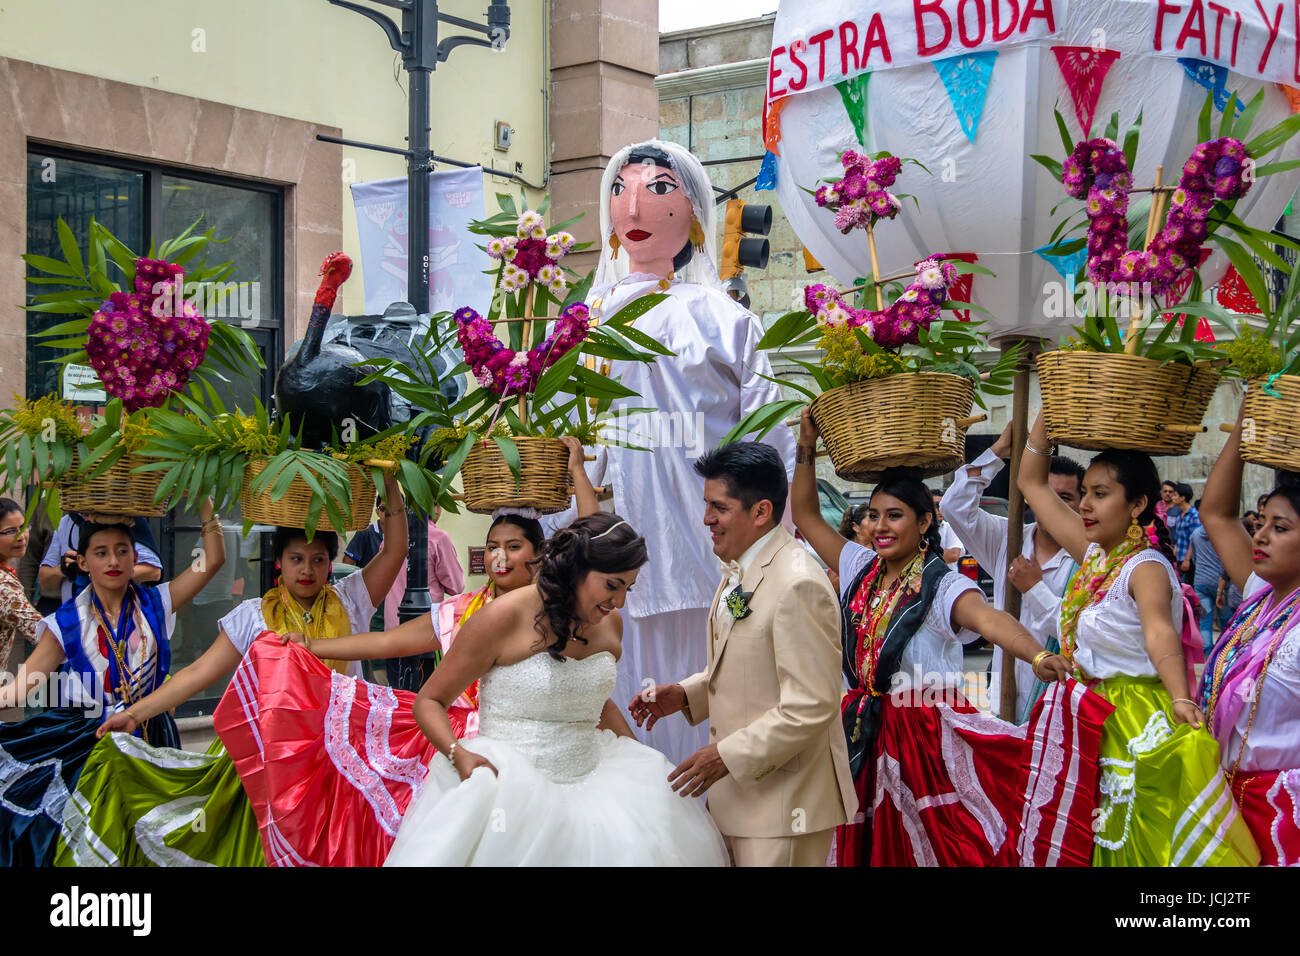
689,216,706,250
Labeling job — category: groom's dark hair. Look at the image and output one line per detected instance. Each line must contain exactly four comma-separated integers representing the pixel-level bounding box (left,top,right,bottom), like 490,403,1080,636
694,442,787,524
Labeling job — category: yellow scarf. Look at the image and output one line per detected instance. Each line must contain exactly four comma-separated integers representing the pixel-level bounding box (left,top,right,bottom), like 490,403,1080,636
262,583,355,674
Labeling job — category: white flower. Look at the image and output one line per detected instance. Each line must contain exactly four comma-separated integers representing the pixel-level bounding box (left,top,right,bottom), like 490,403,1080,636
548,279,568,297
487,237,509,259
530,224,547,240
557,232,576,251
516,210,544,238
916,263,945,290
476,370,496,389
900,288,920,302
821,302,851,327
538,264,561,284
509,352,529,367
546,240,564,258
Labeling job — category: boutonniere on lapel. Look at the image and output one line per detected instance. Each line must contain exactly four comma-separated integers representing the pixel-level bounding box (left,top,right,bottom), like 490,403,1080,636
724,585,753,621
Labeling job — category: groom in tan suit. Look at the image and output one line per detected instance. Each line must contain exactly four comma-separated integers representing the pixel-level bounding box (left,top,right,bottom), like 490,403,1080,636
629,442,855,866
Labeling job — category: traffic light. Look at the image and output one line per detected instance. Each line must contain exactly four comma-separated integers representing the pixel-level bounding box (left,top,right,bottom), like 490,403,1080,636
720,199,772,309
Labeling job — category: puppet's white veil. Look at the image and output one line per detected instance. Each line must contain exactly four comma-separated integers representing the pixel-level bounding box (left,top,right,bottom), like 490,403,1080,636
592,139,722,296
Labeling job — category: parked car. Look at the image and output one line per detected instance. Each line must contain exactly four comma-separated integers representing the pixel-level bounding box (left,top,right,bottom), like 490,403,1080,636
817,478,852,529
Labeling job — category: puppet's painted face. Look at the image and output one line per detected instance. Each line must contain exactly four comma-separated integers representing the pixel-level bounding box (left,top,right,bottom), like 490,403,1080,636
610,161,693,271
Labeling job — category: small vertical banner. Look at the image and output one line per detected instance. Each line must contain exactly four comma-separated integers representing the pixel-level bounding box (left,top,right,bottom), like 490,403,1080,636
1215,264,1262,314
923,252,979,322
1276,83,1300,114
763,93,789,155
1051,46,1120,137
933,52,997,143
756,151,778,192
1178,58,1242,115
834,73,871,147
1034,243,1089,283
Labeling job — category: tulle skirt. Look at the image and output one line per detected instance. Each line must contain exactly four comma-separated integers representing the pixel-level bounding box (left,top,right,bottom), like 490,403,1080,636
385,730,730,867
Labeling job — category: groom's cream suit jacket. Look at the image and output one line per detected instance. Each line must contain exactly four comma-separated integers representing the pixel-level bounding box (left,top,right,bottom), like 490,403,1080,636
680,526,857,839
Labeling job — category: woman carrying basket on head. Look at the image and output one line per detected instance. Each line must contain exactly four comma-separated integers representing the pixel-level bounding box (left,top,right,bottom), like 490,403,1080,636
791,409,1082,867
54,474,407,867
1018,411,1259,867
0,503,224,865
1198,409,1300,865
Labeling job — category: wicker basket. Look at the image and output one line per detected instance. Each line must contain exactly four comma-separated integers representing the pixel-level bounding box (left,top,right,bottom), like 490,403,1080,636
241,458,374,532
1241,374,1300,471
809,373,977,482
1037,351,1220,455
460,437,572,515
58,453,170,517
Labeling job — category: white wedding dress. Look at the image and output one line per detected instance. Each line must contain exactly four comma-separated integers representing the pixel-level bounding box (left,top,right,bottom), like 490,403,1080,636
384,650,730,866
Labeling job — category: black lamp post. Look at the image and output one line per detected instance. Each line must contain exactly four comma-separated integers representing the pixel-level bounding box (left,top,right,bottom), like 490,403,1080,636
328,0,512,628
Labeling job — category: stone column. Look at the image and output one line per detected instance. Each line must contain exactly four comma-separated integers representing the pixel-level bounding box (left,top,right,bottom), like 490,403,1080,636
549,0,660,275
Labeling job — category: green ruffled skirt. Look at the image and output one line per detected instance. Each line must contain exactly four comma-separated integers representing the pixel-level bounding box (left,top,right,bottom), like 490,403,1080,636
54,733,265,867
1092,676,1258,867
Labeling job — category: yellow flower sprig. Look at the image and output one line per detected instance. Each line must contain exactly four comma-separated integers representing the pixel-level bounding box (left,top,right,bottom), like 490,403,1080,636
817,325,896,384
8,393,86,444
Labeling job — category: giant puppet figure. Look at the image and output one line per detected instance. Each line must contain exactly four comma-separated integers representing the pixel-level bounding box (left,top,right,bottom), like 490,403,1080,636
558,140,796,764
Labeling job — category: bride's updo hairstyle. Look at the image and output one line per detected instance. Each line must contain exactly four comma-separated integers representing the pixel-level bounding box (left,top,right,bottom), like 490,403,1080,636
534,512,648,660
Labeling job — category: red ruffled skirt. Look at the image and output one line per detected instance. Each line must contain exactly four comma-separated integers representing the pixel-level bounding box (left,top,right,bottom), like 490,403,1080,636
213,633,475,867
839,680,1113,867
1231,768,1300,867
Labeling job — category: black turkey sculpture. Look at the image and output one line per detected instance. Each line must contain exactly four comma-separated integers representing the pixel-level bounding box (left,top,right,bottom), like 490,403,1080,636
274,253,393,449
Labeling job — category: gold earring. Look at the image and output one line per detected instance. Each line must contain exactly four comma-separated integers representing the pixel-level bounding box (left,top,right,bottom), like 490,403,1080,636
608,233,621,259
1127,516,1144,543
689,216,706,250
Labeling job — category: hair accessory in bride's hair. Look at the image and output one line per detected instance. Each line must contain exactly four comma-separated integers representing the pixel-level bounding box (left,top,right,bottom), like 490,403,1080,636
588,519,629,541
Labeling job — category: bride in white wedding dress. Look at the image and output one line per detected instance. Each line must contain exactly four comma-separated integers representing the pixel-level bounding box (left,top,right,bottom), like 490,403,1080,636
385,513,729,866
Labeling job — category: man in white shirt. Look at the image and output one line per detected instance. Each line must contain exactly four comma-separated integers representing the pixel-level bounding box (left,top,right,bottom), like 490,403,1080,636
940,422,1084,722
932,488,964,570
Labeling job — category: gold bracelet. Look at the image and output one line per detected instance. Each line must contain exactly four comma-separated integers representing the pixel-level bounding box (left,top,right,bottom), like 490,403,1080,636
1154,651,1183,670
1171,698,1197,708
1031,650,1052,674
201,517,222,535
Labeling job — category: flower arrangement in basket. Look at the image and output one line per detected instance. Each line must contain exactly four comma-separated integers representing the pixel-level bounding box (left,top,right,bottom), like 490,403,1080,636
363,194,673,515
1218,248,1300,470
0,217,264,520
135,397,440,537
1032,95,1300,454
728,150,1017,481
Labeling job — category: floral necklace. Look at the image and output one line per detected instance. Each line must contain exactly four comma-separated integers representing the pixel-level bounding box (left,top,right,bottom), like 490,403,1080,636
849,551,925,695
88,585,150,707
1057,536,1147,672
